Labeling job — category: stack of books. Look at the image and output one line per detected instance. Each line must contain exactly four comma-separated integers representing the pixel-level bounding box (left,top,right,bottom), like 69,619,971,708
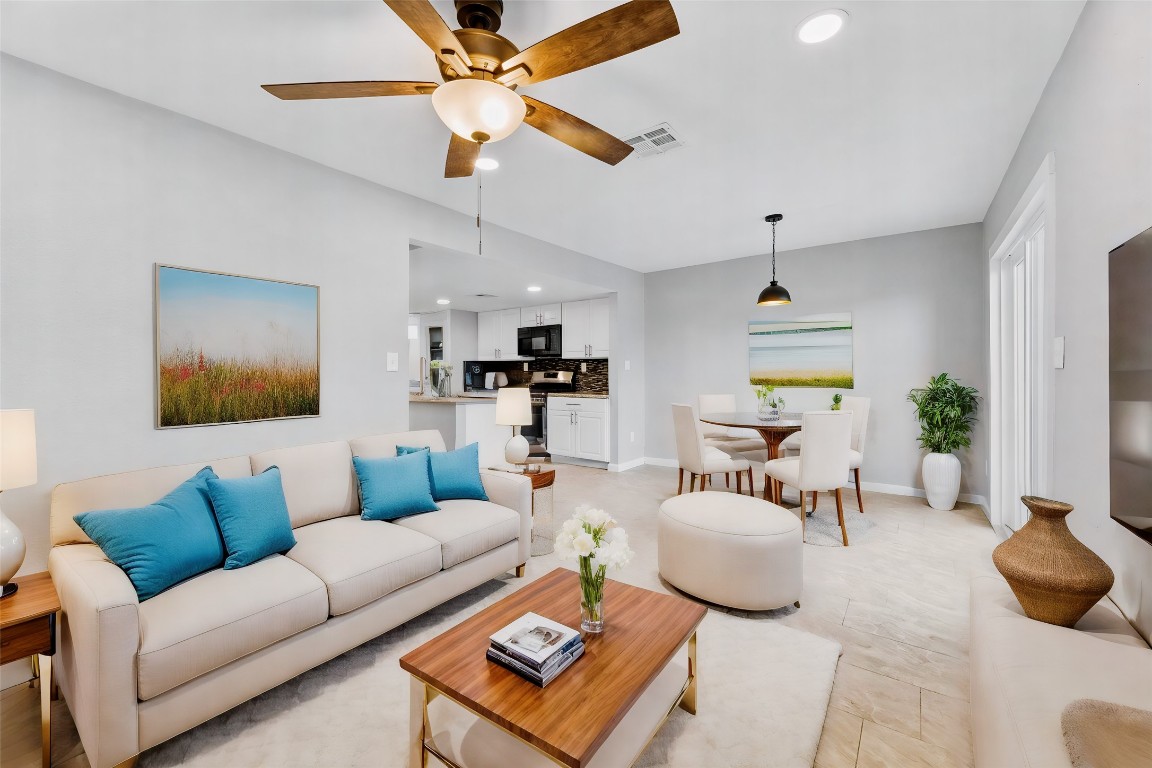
487,612,585,687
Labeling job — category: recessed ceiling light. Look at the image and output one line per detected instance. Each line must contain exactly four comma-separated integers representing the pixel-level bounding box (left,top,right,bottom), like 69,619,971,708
527,286,542,292
436,298,451,305
796,9,848,44
475,157,499,171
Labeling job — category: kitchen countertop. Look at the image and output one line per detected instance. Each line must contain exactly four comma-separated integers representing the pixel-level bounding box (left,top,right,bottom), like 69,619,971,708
547,392,609,399
409,395,497,404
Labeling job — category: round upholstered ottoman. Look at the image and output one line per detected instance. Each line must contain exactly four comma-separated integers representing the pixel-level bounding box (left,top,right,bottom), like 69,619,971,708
658,491,802,610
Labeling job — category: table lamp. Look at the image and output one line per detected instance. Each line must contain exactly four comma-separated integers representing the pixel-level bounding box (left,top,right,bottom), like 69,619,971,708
0,409,37,598
495,388,533,471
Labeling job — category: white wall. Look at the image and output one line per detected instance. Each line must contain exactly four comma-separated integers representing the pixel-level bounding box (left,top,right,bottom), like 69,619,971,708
981,1,1152,640
0,54,648,585
644,224,988,498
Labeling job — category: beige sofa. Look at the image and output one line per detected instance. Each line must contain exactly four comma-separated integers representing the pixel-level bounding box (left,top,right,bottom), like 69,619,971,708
969,575,1152,767
47,430,532,768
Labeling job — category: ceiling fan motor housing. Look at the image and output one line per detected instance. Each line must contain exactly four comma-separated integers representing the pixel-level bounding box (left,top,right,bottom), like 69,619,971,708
438,28,520,81
456,1,503,32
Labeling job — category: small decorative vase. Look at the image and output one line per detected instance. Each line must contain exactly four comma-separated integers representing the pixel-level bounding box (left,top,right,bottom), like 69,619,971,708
578,556,606,633
993,496,1114,627
757,402,779,421
922,452,961,510
436,373,451,398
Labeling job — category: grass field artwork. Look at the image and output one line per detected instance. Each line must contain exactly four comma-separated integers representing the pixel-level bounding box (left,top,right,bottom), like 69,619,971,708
749,314,854,388
155,265,319,427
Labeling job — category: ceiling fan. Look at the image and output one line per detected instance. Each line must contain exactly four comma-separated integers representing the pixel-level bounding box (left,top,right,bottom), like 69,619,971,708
261,0,679,178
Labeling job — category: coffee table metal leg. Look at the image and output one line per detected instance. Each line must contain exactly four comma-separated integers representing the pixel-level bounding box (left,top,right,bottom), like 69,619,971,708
679,632,697,715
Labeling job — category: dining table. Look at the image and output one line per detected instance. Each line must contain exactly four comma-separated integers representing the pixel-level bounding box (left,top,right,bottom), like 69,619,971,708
699,412,804,463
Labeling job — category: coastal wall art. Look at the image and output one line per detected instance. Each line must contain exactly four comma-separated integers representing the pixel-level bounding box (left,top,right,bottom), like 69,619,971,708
748,314,854,388
155,264,320,427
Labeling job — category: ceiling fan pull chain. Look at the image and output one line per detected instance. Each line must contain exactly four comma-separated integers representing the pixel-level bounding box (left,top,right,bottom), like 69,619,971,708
477,168,483,256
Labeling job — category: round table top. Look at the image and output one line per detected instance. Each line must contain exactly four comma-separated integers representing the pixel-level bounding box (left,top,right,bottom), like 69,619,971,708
699,412,803,431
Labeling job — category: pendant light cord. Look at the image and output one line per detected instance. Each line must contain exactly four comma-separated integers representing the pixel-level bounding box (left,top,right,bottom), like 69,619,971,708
771,218,777,281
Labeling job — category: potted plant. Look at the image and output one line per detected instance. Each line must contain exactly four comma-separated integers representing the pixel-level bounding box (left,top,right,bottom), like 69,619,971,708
831,393,843,411
754,384,784,421
906,373,980,510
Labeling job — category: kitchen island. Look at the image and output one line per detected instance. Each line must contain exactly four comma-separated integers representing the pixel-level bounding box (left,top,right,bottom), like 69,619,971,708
409,394,510,467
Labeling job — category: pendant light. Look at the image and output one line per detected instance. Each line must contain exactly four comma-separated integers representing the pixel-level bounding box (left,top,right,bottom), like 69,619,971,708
757,213,792,306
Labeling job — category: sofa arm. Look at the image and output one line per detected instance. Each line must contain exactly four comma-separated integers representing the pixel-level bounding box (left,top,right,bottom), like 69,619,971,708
49,544,142,768
480,470,533,565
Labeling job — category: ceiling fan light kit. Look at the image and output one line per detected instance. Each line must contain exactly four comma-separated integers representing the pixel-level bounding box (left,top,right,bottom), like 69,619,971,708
261,0,680,178
757,214,792,306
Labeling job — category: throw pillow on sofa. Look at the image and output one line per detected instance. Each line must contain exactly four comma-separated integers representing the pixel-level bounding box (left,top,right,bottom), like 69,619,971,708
207,466,297,569
73,466,226,601
429,442,489,502
353,451,440,521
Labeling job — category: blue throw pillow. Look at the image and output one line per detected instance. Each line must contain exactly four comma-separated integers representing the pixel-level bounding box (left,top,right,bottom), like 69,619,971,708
206,466,296,569
428,442,489,502
395,445,429,456
353,452,440,521
73,467,225,601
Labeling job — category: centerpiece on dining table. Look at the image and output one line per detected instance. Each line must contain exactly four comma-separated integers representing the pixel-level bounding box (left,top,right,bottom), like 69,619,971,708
754,384,784,421
554,505,634,633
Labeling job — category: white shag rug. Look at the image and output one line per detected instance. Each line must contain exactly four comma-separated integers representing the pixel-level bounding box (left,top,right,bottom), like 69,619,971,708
133,573,840,768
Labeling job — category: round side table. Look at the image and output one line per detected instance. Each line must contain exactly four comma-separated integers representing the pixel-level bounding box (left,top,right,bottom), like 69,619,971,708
528,467,557,556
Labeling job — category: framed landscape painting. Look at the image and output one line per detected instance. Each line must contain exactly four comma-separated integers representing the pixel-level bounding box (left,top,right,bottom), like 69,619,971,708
749,314,854,388
155,265,320,428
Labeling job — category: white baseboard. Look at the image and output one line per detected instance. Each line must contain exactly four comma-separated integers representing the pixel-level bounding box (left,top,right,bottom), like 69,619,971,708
549,455,609,470
856,481,988,514
608,457,646,472
643,457,680,468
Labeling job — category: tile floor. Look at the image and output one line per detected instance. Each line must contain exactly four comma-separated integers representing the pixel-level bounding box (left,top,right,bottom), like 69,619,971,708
1,463,1000,768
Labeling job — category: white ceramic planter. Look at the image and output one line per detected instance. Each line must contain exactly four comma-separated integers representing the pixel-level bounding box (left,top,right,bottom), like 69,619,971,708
922,452,961,510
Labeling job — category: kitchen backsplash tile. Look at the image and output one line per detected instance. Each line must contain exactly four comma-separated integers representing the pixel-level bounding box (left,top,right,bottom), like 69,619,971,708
498,358,609,393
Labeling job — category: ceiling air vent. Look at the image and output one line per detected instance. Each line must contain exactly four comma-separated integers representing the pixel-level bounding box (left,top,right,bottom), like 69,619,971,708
620,122,684,158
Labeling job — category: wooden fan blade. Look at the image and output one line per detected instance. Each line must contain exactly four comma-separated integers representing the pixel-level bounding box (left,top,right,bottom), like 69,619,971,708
522,97,633,166
496,0,679,86
383,0,473,75
261,81,437,100
445,133,480,178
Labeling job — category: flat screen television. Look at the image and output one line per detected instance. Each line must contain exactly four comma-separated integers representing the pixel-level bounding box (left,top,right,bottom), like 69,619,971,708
1109,224,1152,544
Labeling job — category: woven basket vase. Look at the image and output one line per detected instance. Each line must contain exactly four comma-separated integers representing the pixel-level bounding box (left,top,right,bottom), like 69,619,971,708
992,496,1115,628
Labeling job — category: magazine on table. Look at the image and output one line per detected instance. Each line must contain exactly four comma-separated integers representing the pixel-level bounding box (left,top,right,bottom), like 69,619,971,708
489,612,580,667
491,634,583,673
486,643,585,687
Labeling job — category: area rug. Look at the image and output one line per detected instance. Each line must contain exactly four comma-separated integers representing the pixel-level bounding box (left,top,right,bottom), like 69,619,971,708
128,574,840,768
803,506,876,548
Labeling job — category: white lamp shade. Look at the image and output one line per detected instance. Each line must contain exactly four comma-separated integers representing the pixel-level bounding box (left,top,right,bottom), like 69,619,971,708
431,79,527,144
0,409,37,491
495,388,532,426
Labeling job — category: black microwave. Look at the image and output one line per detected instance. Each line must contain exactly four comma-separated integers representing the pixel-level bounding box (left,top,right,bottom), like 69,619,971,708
517,324,562,357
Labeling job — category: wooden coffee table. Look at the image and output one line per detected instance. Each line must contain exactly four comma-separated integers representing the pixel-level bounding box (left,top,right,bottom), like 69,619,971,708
400,568,706,768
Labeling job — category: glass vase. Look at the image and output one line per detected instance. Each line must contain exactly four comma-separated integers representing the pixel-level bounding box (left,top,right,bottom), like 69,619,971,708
580,597,604,634
578,556,606,633
757,401,779,421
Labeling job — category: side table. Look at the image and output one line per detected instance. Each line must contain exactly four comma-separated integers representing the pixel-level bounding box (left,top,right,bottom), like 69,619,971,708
1,571,61,768
528,467,556,556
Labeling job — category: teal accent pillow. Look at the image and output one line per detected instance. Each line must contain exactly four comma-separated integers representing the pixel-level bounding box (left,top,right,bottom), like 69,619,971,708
428,442,489,502
353,452,440,521
206,466,296,569
395,445,429,456
73,467,225,601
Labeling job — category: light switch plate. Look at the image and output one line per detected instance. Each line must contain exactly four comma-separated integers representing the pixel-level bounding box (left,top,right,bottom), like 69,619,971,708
386,352,398,372
1054,336,1065,369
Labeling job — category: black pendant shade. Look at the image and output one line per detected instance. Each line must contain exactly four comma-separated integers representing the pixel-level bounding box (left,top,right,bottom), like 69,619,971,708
757,213,791,306
757,280,792,305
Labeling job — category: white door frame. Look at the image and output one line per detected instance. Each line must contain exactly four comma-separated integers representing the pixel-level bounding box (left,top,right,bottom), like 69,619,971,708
987,153,1056,536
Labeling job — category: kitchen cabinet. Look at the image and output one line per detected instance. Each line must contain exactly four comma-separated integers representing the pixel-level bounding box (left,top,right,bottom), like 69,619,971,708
547,397,610,462
561,298,610,357
520,304,561,327
477,308,521,359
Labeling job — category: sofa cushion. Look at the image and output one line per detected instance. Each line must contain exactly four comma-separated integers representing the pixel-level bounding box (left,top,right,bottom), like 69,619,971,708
393,500,519,569
73,466,225,601
207,466,297,569
137,555,327,700
287,516,443,616
249,441,357,528
353,452,439,521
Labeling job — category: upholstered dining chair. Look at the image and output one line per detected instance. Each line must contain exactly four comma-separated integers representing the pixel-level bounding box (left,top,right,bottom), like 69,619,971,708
764,411,852,545
778,396,871,513
697,394,766,455
671,403,755,496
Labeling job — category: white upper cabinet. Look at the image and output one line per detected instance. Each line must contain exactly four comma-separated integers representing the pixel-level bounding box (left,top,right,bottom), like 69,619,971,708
562,298,610,358
477,308,523,359
520,304,562,327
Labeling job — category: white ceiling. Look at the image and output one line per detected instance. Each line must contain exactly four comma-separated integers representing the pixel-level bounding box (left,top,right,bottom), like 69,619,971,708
409,243,609,314
1,1,1084,272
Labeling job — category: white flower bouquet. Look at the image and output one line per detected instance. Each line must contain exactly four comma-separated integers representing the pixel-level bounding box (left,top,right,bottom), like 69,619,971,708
554,505,634,632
